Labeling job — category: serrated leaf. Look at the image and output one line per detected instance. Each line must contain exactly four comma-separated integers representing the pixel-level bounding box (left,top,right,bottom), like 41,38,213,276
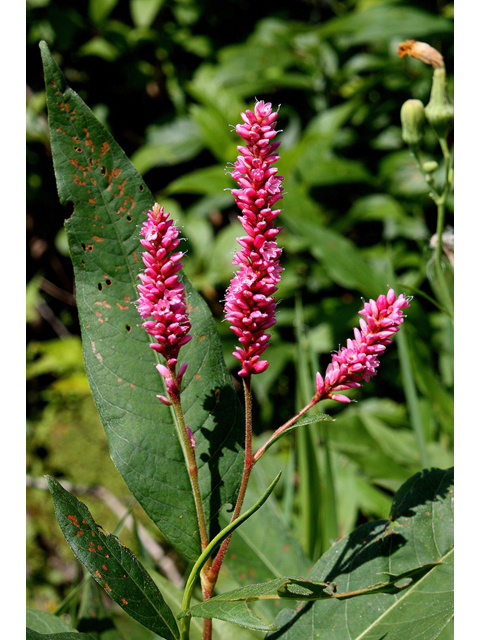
266,467,454,640
46,476,180,640
40,40,244,560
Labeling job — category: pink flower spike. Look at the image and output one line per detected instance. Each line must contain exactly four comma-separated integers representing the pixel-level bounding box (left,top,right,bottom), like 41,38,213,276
136,203,192,402
224,101,284,378
313,289,411,405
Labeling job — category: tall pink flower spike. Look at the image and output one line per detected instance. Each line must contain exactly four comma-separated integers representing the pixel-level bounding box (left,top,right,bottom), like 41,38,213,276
224,100,284,377
136,203,192,405
315,289,411,403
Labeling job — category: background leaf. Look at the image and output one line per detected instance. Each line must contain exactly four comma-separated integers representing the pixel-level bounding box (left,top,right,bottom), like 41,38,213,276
26,610,76,635
46,475,180,640
40,40,244,561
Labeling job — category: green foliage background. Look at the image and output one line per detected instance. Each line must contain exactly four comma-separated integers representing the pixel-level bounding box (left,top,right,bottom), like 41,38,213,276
27,0,453,634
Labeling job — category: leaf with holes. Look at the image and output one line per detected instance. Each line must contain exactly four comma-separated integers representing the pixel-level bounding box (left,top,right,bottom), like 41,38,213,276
46,476,180,640
40,41,244,561
266,467,454,640
180,564,440,631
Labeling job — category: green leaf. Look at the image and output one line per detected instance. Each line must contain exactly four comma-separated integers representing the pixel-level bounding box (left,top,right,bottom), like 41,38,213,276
259,412,333,456
78,577,125,639
26,610,75,634
130,0,166,28
316,5,453,46
27,630,95,640
181,564,439,631
283,215,388,296
266,467,454,639
46,475,180,640
40,40,244,561
130,118,203,175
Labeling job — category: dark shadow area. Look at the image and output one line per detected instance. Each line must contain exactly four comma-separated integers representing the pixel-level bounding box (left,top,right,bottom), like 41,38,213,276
322,522,407,585
200,382,245,540
390,467,453,521
267,601,315,639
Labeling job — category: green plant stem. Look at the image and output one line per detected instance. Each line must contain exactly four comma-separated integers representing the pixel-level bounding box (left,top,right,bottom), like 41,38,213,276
433,138,454,319
254,396,319,462
190,376,255,640
178,467,281,640
170,394,211,592
411,142,453,320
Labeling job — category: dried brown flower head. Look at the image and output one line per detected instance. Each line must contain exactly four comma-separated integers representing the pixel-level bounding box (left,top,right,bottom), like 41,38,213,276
397,40,444,68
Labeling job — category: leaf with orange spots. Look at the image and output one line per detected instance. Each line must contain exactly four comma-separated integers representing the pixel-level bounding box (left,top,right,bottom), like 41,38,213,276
40,40,244,561
46,476,180,640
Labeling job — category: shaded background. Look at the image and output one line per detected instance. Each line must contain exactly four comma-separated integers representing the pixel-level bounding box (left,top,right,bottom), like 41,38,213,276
27,0,453,632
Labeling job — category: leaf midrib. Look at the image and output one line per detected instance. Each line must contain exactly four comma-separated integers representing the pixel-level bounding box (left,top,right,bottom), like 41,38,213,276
353,546,454,640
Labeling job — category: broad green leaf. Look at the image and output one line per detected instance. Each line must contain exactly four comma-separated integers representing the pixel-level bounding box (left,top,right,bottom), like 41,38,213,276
130,0,166,28
180,564,439,631
40,41,244,560
297,150,371,188
163,165,231,196
316,5,453,46
46,476,180,640
266,467,453,640
88,0,119,25
26,610,75,634
27,630,95,640
130,118,203,175
282,214,388,296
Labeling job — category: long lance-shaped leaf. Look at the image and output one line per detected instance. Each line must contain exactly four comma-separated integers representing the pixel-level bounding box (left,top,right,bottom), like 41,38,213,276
46,476,180,640
39,40,244,561
179,564,439,631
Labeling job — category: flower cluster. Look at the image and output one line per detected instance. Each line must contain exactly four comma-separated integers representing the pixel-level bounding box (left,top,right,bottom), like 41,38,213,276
136,203,191,404
224,100,284,377
315,289,410,403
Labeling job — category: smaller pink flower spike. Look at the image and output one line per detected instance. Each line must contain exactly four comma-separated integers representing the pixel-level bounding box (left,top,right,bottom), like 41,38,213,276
136,203,191,403
314,289,411,404
224,100,284,377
